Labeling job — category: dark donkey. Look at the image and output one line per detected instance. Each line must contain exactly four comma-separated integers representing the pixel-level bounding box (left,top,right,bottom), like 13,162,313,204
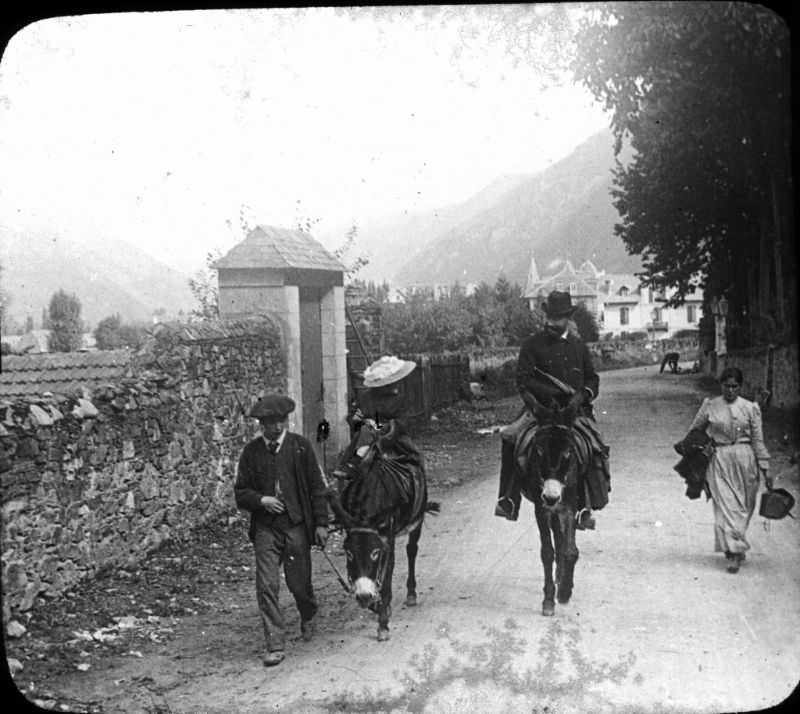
517,394,591,616
329,422,438,641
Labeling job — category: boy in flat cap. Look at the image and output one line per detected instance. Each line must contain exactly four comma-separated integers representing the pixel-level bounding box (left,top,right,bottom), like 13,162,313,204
234,393,329,667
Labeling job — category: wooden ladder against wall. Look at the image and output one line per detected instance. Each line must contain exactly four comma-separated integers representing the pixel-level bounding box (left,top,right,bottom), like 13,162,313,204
345,305,373,382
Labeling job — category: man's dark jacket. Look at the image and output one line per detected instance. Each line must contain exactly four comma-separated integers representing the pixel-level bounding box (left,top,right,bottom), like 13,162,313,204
517,330,600,407
235,432,329,542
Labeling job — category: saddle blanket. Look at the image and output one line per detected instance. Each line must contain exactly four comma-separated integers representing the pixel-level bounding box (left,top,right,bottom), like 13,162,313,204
342,450,426,532
506,411,610,510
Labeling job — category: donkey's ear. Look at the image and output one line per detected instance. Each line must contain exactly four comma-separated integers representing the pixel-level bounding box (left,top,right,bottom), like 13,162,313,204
559,403,578,426
327,491,357,530
522,389,549,420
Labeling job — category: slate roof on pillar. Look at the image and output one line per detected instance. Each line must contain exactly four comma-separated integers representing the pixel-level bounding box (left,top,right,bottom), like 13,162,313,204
212,225,345,272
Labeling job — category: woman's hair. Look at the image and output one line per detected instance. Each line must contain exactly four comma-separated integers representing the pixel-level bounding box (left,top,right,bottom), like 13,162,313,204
719,366,744,385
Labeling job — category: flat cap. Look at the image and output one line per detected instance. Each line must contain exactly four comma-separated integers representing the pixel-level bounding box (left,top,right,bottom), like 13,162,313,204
249,393,296,419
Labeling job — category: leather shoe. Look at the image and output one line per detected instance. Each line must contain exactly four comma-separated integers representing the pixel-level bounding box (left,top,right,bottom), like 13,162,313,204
263,650,285,667
494,497,518,521
727,553,743,573
301,618,315,642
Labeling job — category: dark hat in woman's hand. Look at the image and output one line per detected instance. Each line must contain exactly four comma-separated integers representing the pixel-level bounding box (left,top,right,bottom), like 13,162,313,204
759,487,796,520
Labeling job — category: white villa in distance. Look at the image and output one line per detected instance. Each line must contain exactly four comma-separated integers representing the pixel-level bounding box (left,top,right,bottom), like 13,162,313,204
523,255,704,339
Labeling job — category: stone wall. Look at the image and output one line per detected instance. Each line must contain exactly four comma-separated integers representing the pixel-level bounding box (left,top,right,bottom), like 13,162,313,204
589,336,700,367
719,343,799,408
1,316,285,624
771,343,799,409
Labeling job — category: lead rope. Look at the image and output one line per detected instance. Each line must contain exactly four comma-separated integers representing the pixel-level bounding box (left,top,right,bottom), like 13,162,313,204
374,518,394,591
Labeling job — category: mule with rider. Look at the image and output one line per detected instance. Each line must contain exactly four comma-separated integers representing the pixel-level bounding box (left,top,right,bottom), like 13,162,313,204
494,290,611,614
329,356,438,641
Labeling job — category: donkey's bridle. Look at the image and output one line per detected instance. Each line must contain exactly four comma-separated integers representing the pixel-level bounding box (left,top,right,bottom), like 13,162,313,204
346,524,393,592
530,424,580,490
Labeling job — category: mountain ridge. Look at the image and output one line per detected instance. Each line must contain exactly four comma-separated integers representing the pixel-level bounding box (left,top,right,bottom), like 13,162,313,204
392,128,641,288
319,172,536,283
1,228,196,329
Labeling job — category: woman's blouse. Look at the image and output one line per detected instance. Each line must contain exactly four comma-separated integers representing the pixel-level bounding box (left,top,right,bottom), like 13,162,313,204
689,395,770,469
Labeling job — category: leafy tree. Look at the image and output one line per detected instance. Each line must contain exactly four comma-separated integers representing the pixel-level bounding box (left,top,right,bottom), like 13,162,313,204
47,289,83,352
0,261,9,332
383,285,473,354
572,302,599,343
332,223,368,281
505,302,541,345
366,280,391,303
381,278,547,353
572,2,794,347
497,278,543,346
94,314,149,350
189,248,223,320
493,275,514,306
469,281,506,347
95,314,124,349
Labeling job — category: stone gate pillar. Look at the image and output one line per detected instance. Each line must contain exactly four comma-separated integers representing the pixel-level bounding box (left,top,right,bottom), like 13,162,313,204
213,225,349,463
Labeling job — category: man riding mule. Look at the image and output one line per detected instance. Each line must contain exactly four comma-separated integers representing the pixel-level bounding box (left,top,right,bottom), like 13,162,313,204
495,290,611,528
329,356,437,641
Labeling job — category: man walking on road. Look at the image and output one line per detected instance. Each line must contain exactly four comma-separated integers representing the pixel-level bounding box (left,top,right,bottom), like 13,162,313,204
234,393,330,667
494,290,611,527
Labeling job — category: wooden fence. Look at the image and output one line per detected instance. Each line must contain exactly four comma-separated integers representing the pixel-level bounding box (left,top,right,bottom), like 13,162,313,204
401,352,471,427
348,352,470,430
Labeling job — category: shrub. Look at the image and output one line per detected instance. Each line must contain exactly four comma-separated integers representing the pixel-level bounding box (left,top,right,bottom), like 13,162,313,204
672,329,700,340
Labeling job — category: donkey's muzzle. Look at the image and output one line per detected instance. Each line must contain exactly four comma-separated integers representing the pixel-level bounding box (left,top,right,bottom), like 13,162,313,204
541,478,563,507
353,577,378,607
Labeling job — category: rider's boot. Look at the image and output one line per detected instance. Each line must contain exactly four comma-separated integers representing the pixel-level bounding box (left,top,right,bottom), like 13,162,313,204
494,440,520,521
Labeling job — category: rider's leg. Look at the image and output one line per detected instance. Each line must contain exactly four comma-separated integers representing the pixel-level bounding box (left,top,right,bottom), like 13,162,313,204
575,477,596,530
495,439,521,520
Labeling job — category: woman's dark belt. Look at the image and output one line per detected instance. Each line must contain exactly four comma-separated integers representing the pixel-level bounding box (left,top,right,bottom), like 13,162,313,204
713,439,751,446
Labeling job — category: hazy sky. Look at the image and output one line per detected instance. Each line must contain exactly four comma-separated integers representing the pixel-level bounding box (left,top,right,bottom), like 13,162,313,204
0,5,609,275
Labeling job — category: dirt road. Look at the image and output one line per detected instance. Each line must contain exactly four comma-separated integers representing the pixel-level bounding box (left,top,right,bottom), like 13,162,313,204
12,366,800,713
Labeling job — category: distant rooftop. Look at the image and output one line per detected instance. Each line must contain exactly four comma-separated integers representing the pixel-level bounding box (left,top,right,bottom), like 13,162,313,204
211,225,345,272
0,350,132,399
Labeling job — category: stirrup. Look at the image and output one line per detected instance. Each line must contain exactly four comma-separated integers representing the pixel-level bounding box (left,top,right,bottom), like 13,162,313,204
495,497,518,521
576,508,595,530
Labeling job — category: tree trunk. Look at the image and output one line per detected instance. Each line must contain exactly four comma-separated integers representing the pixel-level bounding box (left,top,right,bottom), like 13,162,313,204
758,211,771,338
747,259,759,347
771,176,785,326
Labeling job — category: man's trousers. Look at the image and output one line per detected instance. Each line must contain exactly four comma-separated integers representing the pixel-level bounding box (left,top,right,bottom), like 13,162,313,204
253,521,317,652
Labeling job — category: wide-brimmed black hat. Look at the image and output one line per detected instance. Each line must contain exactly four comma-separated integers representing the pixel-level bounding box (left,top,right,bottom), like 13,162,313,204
542,290,576,318
249,393,296,419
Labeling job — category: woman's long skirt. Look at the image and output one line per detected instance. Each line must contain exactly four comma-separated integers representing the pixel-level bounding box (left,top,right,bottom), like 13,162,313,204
706,443,759,555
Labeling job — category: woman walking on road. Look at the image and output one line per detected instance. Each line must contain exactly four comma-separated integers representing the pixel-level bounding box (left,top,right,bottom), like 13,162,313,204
687,367,771,573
